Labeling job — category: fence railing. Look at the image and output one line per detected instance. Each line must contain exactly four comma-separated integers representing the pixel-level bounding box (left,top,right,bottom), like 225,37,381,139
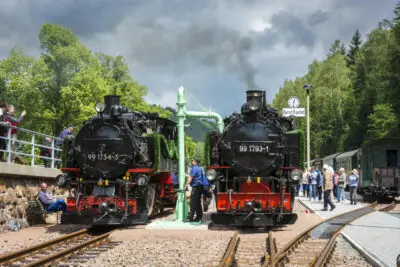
0,122,62,169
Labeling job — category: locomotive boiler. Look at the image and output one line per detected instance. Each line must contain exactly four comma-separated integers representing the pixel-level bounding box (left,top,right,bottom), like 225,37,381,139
57,95,178,225
205,90,304,227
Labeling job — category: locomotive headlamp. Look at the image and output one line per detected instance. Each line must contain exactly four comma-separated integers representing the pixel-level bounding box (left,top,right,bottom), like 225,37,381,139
95,102,106,113
247,99,261,111
136,174,148,186
206,169,217,181
290,169,302,181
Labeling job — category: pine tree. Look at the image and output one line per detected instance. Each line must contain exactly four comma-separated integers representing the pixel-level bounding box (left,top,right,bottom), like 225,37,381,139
346,30,362,66
393,1,400,25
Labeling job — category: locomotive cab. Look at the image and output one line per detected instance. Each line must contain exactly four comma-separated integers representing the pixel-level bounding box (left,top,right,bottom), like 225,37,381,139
207,89,303,227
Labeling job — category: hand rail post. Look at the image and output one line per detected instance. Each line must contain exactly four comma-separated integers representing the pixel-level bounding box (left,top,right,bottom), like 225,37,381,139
31,134,35,166
6,127,11,163
51,139,55,169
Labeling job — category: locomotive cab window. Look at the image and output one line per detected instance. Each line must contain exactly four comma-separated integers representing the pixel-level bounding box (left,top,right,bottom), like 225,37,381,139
386,150,398,167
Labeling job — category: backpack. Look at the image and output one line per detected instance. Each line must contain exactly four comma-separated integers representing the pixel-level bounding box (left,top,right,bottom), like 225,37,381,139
316,173,321,187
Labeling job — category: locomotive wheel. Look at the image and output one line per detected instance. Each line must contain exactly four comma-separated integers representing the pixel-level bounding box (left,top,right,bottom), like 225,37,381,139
146,185,156,216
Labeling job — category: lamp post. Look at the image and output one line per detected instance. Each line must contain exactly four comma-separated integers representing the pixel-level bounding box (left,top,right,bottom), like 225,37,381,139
303,84,312,170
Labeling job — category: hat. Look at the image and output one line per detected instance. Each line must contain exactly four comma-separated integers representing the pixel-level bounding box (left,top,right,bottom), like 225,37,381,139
323,164,328,170
339,167,345,173
68,124,74,128
352,169,358,175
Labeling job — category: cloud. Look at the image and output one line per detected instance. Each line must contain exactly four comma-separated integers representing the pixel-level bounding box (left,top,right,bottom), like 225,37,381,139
0,0,396,116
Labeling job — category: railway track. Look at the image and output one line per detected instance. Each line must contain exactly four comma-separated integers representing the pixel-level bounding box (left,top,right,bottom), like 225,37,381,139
264,201,396,267
0,208,175,267
218,202,396,267
0,228,115,267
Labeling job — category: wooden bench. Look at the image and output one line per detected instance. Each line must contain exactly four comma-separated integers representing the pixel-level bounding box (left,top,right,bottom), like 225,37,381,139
27,195,60,225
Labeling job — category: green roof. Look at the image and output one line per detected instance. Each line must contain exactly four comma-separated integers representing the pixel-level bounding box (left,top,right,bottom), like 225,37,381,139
335,149,360,159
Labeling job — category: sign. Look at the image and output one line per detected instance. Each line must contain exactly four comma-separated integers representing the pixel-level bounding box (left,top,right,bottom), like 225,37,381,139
282,108,306,117
236,143,269,153
288,97,300,108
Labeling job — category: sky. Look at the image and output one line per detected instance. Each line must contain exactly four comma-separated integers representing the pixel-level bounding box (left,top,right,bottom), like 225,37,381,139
0,0,396,116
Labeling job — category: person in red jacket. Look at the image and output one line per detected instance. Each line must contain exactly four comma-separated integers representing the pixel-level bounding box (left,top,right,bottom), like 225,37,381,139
3,105,26,162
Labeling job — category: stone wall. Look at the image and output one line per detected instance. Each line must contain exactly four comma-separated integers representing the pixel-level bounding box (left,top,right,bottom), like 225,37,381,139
0,175,68,233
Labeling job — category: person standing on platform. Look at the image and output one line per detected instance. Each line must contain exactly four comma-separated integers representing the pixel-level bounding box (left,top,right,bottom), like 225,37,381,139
347,169,359,205
302,168,309,197
337,168,346,203
184,158,204,222
308,167,317,201
315,166,323,201
322,164,336,211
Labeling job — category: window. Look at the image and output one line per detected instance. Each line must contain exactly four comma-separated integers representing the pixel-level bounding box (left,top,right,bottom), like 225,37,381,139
386,150,398,167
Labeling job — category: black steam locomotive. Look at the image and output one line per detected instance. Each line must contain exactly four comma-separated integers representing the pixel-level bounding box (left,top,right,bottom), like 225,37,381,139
205,90,304,227
58,95,178,225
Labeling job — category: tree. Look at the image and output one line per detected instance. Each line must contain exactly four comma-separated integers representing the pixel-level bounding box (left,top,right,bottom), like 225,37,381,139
185,135,197,167
393,1,400,25
327,40,346,58
346,30,362,66
366,104,398,141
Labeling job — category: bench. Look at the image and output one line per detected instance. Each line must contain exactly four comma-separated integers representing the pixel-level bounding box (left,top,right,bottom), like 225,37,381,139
27,195,60,225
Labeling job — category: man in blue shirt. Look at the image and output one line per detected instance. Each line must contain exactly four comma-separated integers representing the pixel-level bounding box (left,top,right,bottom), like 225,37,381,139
184,158,204,222
56,125,74,147
38,183,67,213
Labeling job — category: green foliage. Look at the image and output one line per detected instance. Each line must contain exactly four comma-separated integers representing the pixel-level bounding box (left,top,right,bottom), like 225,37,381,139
0,23,173,138
366,104,398,141
185,135,197,167
273,54,352,158
146,133,178,171
195,142,205,166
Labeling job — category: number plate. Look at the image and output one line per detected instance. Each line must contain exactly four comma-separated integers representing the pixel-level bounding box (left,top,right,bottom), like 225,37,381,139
84,152,120,161
236,143,269,153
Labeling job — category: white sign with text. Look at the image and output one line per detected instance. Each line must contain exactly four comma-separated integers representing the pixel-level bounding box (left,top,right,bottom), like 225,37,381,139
282,108,306,117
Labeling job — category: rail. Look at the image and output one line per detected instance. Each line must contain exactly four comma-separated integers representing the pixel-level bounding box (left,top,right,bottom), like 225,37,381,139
0,122,62,169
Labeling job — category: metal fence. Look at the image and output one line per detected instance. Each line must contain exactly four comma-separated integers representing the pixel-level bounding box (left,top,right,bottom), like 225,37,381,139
0,122,62,168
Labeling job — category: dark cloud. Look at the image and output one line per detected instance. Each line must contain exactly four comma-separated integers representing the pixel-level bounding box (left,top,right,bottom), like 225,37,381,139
307,10,329,26
0,0,397,115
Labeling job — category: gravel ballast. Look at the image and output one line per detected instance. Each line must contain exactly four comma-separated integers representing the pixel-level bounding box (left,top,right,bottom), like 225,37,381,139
82,233,232,267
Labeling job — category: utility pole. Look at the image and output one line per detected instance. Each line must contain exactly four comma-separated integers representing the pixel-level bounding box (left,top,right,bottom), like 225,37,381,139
303,84,312,170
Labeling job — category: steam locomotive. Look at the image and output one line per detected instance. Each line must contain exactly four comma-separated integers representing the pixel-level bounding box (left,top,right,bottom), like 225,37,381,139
57,95,178,225
205,90,304,227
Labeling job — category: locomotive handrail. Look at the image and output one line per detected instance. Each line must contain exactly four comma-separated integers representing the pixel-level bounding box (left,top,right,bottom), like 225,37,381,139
0,122,62,168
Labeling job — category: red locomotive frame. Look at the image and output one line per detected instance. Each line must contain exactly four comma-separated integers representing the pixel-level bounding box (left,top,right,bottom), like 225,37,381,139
59,167,177,225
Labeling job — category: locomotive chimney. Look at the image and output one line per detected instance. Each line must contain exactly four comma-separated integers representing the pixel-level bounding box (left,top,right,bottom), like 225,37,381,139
246,90,263,103
104,95,120,114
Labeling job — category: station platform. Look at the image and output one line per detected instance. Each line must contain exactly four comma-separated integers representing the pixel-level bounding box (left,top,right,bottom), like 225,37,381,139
296,195,368,219
342,211,400,267
0,162,60,179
